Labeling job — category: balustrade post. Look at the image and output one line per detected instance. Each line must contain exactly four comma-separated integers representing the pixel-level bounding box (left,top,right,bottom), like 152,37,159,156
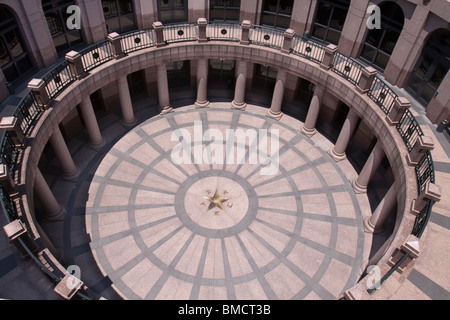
320,44,338,71
65,51,86,80
3,219,38,257
357,66,377,94
281,29,295,54
108,32,124,59
153,21,165,48
386,97,410,125
388,235,421,273
0,164,17,197
240,20,252,45
27,79,51,109
0,117,25,147
410,182,441,216
197,18,208,43
406,136,434,166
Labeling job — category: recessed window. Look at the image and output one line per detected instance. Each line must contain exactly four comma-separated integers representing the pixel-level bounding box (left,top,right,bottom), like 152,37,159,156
0,5,33,84
42,0,84,54
157,0,188,24
102,0,136,33
260,0,293,29
311,0,350,44
253,64,277,91
210,0,241,22
406,29,450,105
208,59,236,91
359,1,404,70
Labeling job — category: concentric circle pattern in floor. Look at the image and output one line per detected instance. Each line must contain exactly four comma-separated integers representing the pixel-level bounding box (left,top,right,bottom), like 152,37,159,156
85,106,366,300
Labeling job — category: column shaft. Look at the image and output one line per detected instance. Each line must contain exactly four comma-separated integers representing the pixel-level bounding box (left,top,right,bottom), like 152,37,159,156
365,183,397,233
157,63,173,114
266,69,286,120
231,60,248,110
79,96,105,150
328,109,359,162
195,59,210,108
352,140,385,193
34,169,64,221
117,76,136,127
49,127,80,181
300,84,325,137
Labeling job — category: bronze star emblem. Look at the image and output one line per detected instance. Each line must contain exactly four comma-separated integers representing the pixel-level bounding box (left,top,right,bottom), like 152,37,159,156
203,189,230,212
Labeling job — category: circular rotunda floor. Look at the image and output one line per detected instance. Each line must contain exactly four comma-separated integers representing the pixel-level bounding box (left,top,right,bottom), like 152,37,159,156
85,106,366,300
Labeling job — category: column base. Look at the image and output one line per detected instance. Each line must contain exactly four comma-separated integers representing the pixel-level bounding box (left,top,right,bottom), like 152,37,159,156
327,148,347,162
160,106,174,115
62,167,81,182
89,139,106,152
122,117,137,129
351,178,367,194
231,100,247,111
265,109,284,121
299,125,317,138
195,100,210,109
363,217,384,234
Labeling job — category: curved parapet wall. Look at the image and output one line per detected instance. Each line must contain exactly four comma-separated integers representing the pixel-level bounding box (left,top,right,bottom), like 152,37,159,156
0,20,439,300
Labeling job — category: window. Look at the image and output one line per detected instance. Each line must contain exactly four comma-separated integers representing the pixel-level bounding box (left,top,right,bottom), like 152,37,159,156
253,64,277,91
311,0,350,44
210,0,240,22
260,0,293,29
157,0,188,24
102,0,136,33
0,5,33,84
167,60,191,88
359,2,404,70
42,0,84,54
406,29,450,106
208,59,235,91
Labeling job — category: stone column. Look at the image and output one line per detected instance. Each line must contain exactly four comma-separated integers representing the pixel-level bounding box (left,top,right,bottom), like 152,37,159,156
231,60,248,111
117,76,137,128
79,96,105,150
34,169,65,221
49,127,80,181
266,69,287,121
364,183,397,233
352,140,385,194
300,84,325,137
328,109,360,162
195,58,210,108
156,63,173,114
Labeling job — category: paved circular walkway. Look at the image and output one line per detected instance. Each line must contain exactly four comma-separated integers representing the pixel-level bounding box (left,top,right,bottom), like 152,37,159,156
86,107,365,300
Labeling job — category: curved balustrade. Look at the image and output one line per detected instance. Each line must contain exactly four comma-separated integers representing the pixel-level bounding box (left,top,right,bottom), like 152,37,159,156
0,19,437,300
